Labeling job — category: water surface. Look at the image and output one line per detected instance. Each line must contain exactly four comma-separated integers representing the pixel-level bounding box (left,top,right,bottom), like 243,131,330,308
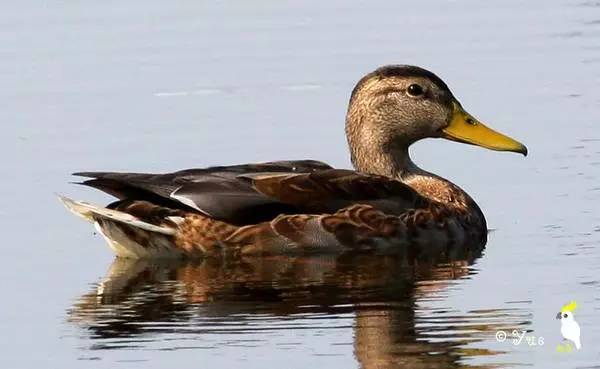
2,0,600,368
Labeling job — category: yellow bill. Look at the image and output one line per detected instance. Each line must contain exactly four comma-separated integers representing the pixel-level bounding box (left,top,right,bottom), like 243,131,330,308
442,102,528,156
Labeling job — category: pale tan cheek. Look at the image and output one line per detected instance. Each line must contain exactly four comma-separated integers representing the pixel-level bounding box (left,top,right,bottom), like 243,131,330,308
428,106,452,131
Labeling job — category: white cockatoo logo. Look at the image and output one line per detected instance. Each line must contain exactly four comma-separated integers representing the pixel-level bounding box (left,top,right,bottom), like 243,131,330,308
556,300,581,351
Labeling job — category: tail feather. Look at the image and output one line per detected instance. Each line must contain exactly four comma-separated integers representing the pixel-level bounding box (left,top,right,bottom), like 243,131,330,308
58,195,175,236
58,195,186,259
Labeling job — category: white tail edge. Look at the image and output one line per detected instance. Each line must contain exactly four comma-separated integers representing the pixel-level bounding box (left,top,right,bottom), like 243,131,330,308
57,195,175,236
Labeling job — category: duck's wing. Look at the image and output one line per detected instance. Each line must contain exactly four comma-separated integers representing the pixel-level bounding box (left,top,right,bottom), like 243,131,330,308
74,160,425,227
243,169,425,215
75,160,333,225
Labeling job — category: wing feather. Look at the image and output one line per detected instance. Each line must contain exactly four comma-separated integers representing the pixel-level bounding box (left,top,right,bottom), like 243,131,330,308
74,161,427,226
250,169,426,214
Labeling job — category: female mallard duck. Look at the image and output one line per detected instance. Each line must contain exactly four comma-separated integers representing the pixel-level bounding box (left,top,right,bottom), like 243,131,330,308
61,65,527,258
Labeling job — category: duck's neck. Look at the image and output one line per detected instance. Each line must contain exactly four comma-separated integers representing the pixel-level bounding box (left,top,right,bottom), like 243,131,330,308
347,132,470,208
349,141,423,180
345,102,430,181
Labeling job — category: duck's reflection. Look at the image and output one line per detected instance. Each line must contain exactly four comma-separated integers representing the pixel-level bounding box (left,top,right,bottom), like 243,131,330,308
69,247,528,368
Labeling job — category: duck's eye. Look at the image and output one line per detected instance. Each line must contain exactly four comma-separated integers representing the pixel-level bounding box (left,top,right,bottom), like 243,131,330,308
407,84,425,97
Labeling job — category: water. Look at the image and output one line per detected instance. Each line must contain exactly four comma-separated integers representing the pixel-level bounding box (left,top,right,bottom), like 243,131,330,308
1,0,599,368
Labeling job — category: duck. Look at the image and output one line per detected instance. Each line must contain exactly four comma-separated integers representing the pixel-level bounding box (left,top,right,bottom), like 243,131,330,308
60,65,527,259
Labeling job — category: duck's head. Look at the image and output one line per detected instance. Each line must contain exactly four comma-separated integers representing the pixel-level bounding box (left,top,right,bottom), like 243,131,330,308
346,65,527,174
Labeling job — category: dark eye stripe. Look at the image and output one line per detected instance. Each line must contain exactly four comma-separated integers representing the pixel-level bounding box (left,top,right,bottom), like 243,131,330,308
375,86,429,99
375,87,404,97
